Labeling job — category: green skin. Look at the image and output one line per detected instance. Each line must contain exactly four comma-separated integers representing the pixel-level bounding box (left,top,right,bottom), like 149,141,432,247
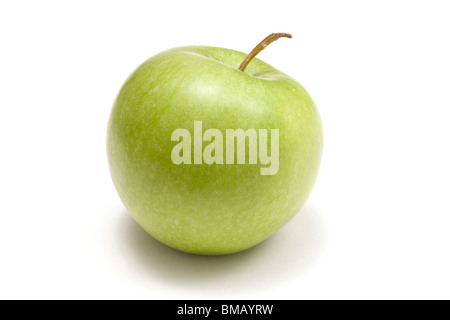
107,46,323,255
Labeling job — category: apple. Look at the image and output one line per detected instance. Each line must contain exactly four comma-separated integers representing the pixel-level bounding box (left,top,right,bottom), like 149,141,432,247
107,33,323,255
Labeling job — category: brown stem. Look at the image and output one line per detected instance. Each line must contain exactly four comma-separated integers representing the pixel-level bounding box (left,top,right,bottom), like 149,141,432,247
238,33,292,72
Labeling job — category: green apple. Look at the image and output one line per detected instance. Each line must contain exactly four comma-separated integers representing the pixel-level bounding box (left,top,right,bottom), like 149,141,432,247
107,33,323,255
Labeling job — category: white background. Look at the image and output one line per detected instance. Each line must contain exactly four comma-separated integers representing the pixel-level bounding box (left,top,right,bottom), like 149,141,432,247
1,1,449,300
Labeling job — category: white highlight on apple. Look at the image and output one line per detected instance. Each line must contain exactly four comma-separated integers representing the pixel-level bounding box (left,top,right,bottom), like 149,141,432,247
171,121,279,175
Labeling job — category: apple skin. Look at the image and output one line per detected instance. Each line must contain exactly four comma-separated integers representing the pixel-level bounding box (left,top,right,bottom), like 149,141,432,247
107,46,323,255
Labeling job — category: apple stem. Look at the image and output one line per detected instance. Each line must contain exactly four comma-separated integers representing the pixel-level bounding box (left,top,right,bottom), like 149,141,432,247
238,33,292,72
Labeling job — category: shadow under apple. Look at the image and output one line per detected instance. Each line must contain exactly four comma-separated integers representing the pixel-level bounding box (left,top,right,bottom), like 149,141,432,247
115,203,328,294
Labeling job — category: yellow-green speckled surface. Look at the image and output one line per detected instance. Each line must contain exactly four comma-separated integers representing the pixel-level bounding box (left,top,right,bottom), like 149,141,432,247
107,46,323,255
